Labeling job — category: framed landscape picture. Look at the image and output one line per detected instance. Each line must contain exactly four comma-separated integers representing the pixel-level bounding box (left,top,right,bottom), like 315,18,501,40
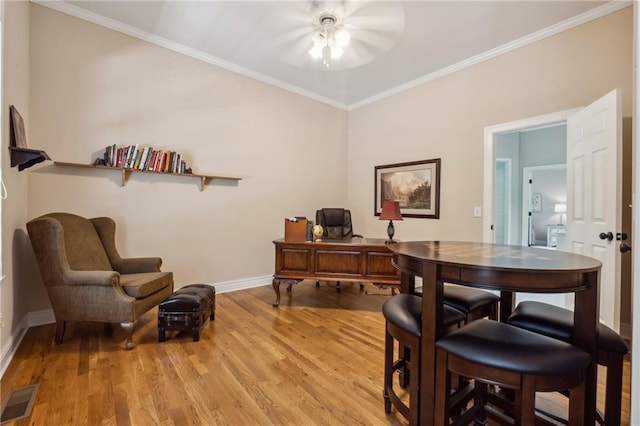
374,158,441,219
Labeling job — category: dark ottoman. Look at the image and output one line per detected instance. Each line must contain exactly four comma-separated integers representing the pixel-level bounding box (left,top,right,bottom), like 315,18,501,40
158,284,216,342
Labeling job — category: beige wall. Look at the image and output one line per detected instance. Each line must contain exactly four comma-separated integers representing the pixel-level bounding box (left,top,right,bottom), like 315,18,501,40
1,0,32,357
347,8,632,242
23,4,347,310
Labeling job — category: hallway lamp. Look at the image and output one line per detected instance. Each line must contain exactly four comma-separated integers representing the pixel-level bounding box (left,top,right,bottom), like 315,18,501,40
554,203,567,225
379,200,403,244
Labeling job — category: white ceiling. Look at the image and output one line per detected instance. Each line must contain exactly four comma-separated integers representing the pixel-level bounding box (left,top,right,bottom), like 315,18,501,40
39,1,627,110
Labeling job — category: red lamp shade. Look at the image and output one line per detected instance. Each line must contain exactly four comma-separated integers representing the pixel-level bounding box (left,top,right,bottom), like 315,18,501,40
379,200,403,221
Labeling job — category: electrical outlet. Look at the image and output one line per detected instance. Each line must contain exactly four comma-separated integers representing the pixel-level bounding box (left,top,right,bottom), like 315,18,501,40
0,312,4,328
473,206,482,217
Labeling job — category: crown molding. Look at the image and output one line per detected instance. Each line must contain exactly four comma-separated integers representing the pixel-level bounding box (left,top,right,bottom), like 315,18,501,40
348,1,632,110
33,1,631,112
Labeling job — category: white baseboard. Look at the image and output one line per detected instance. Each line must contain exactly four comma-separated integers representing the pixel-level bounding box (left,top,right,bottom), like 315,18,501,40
190,275,272,294
0,315,29,379
0,275,272,379
28,309,56,327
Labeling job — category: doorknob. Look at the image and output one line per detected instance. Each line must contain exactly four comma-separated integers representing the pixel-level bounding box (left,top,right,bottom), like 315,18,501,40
599,232,614,241
620,242,631,253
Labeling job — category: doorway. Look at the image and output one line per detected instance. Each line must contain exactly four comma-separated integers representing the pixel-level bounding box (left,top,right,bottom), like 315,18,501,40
521,164,567,248
491,123,567,248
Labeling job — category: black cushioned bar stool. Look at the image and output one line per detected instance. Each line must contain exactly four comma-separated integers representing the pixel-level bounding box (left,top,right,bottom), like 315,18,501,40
382,294,465,425
416,283,500,323
435,319,591,426
442,283,500,323
507,301,628,425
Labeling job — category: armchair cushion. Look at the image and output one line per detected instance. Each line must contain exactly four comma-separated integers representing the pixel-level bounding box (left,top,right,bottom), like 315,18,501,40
120,272,174,299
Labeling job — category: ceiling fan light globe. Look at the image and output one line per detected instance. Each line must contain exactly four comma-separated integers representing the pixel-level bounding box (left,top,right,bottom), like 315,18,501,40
309,35,324,59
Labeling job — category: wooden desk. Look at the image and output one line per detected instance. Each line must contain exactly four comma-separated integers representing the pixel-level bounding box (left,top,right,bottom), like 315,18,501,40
272,238,400,306
387,241,602,425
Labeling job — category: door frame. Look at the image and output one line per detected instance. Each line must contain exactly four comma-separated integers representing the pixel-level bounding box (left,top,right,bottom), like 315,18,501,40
493,158,512,245
483,108,580,243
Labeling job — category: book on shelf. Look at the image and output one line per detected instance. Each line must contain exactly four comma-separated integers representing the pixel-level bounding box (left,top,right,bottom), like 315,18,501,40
172,152,177,173
165,152,172,173
138,147,149,170
124,145,133,168
131,145,140,168
143,148,152,170
100,145,193,175
150,151,157,171
116,147,124,168
132,149,143,169
156,151,164,172
123,145,130,168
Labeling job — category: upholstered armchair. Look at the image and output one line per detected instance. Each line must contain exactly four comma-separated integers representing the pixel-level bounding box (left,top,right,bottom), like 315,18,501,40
26,212,174,349
315,208,363,239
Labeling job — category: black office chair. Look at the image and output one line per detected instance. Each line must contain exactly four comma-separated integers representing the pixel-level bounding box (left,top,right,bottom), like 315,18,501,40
315,208,363,292
315,208,363,239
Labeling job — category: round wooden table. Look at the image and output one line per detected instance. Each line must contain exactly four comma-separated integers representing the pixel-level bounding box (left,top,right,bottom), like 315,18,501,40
387,241,602,425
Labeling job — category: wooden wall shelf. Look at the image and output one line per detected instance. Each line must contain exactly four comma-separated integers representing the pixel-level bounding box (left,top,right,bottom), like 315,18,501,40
54,161,241,191
9,147,52,171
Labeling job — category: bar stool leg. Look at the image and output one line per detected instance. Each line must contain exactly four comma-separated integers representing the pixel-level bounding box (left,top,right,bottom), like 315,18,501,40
473,381,488,425
408,341,420,426
605,353,624,426
434,348,450,426
399,345,410,388
568,380,586,426
383,325,393,413
520,375,536,426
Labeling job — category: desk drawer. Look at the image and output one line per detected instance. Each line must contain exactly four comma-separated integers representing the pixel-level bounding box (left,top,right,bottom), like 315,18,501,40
315,250,360,274
366,252,398,277
279,248,311,273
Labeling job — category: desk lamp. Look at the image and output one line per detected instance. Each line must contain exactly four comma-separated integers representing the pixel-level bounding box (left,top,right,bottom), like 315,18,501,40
554,203,567,225
380,200,403,244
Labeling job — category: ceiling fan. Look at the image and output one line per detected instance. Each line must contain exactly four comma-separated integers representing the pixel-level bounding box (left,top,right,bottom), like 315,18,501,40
272,1,406,71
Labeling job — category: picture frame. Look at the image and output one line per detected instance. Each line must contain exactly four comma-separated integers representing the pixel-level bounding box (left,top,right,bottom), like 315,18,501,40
9,105,28,149
374,158,441,219
531,192,542,212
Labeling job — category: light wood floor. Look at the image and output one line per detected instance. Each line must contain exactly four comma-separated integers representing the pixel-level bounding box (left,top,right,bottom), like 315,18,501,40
0,282,631,425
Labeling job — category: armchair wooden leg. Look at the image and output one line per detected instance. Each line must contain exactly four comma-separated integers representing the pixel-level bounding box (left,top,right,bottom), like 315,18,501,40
120,321,135,350
53,320,66,345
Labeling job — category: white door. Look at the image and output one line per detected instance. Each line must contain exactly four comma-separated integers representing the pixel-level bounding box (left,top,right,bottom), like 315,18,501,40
566,89,622,331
